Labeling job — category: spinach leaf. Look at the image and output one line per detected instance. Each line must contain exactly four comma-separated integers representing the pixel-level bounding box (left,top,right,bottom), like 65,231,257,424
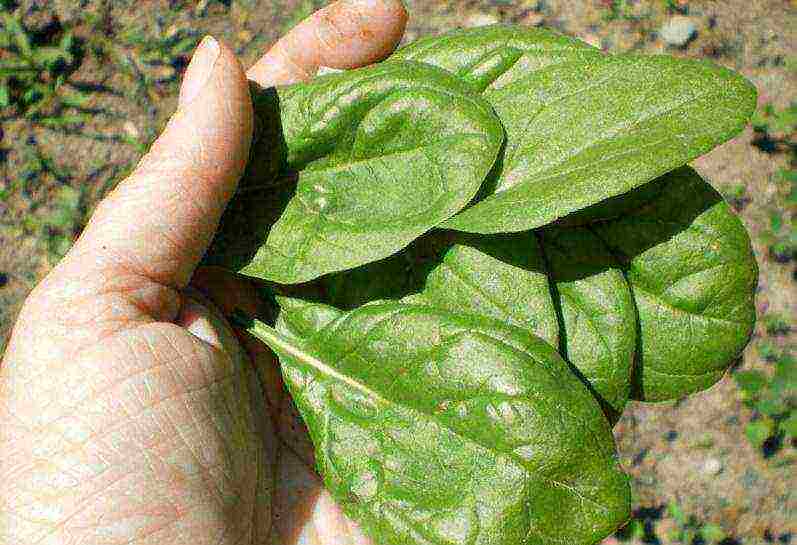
410,233,559,346
392,24,603,93
538,227,636,420
242,299,631,545
319,167,756,407
592,167,758,401
205,61,503,283
321,232,560,348
320,231,628,421
393,26,757,234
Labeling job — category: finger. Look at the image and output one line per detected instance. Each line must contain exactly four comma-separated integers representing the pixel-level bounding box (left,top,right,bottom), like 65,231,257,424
247,0,408,87
65,37,254,290
176,287,243,360
189,267,285,408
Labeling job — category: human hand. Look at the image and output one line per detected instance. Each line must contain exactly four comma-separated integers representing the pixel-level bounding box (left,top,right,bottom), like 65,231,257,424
0,1,406,543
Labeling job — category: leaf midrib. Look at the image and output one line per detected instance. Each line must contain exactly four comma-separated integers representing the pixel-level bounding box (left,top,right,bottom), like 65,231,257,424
267,312,615,515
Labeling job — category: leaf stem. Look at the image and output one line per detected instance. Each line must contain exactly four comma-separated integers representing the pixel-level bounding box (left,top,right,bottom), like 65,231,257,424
232,311,374,397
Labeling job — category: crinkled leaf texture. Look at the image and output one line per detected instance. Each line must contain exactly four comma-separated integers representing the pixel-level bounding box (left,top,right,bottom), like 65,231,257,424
320,166,756,407
539,227,636,420
411,234,560,348
322,230,634,421
205,61,503,283
392,25,758,234
591,166,758,401
242,299,631,545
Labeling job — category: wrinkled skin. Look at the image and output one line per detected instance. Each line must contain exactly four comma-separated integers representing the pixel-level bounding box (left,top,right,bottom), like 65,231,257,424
0,1,407,543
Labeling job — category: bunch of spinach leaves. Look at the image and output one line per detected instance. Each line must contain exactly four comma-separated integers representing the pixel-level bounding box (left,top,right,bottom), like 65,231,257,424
207,25,758,545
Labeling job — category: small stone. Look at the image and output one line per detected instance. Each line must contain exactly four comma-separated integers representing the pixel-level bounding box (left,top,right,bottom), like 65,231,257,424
316,66,344,77
123,121,139,139
660,16,698,47
703,458,722,475
465,13,500,28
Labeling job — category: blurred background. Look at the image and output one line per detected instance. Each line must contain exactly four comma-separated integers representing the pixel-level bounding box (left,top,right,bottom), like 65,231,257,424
0,0,794,542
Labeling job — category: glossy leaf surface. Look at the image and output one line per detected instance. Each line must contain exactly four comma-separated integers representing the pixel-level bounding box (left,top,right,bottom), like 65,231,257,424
409,234,559,347
206,61,503,283
244,300,631,545
394,26,757,233
592,167,758,401
539,227,636,419
393,24,603,93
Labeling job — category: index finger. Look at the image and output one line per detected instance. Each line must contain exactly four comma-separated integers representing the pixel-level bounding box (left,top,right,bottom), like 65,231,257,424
247,0,408,87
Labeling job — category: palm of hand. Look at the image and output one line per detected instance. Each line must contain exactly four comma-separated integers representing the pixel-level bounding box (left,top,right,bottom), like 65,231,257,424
2,282,369,544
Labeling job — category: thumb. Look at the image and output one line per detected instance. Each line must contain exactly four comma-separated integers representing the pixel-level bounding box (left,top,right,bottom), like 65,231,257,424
66,36,253,289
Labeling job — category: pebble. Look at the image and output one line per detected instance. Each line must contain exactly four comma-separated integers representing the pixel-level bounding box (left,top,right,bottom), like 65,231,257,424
123,121,139,139
660,16,698,47
465,13,500,28
703,458,723,475
317,66,344,77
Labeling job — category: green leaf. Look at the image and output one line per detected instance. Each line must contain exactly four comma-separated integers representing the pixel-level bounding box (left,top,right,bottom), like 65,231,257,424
700,523,726,543
734,370,767,394
591,167,758,401
205,61,503,283
321,232,560,348
321,168,753,409
411,233,560,347
37,114,89,127
773,353,796,392
60,91,91,108
31,46,69,67
745,420,772,447
0,83,9,107
755,396,786,417
251,300,632,545
4,13,32,56
667,501,687,524
393,26,757,234
322,229,633,422
782,413,797,439
540,226,636,420
392,24,602,94
770,211,783,233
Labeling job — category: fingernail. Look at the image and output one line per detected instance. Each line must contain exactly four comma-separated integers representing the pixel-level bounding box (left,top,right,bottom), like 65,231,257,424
178,36,220,110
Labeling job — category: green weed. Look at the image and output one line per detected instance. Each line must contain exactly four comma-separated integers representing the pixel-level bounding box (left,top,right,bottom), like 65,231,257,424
600,0,651,22
615,503,730,544
663,0,688,14
666,502,726,544
759,206,796,264
0,10,92,126
752,102,797,136
735,347,796,455
721,182,750,211
763,312,792,336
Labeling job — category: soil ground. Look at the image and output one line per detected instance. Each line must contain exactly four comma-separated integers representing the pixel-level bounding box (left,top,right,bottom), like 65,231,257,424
0,0,795,543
